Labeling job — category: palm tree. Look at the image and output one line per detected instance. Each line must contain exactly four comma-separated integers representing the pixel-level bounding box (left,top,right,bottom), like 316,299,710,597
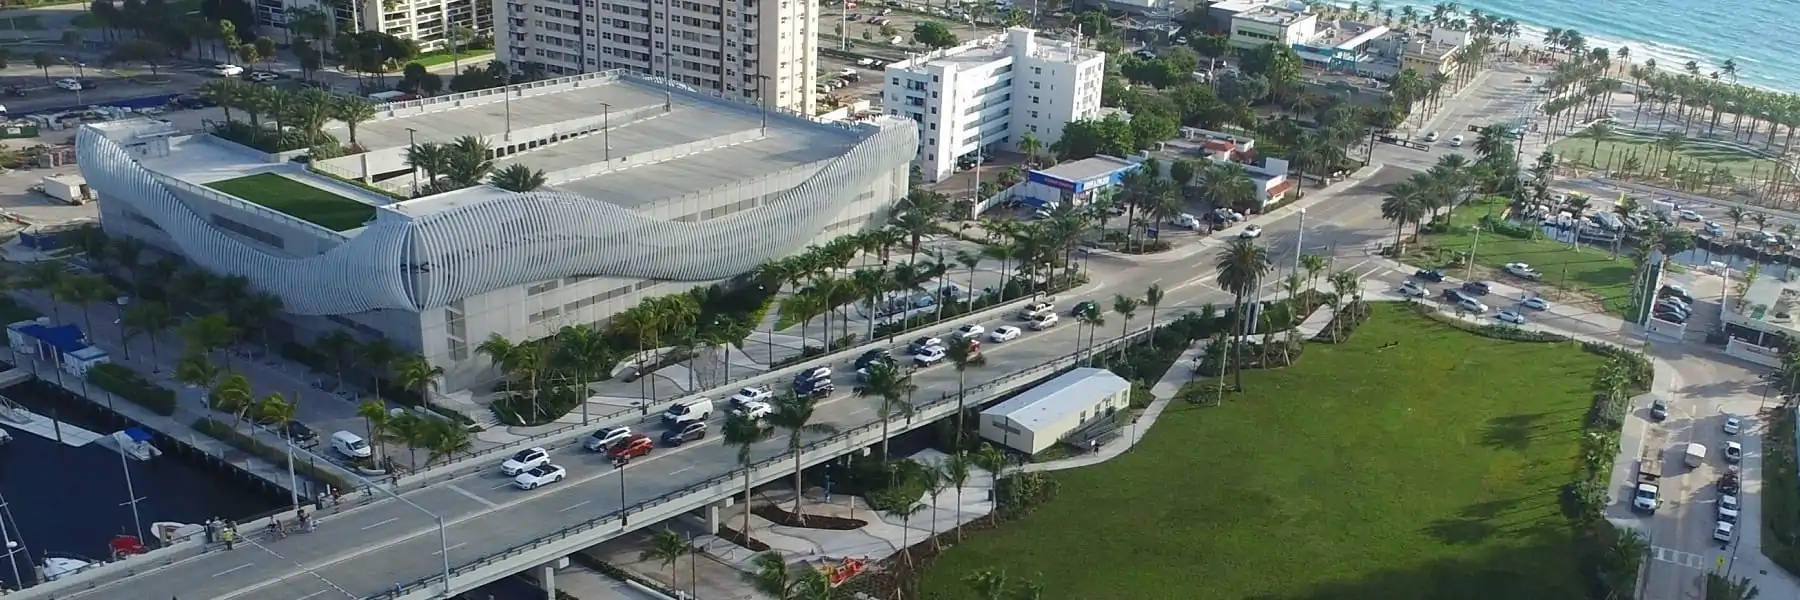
1142,283,1165,335
488,163,548,192
552,324,610,424
944,336,985,448
749,551,796,600
314,330,357,390
120,301,174,362
173,353,221,390
1198,163,1256,213
639,528,693,587
1726,206,1748,236
857,361,916,461
766,392,837,523
353,398,392,462
1075,303,1105,365
1018,134,1042,165
333,96,379,149
1216,239,1272,393
892,499,929,567
1111,294,1139,360
722,412,771,537
1704,573,1760,600
475,333,520,390
1380,179,1427,251
178,312,240,366
392,353,444,408
940,451,974,540
209,372,254,425
360,338,402,394
404,142,451,184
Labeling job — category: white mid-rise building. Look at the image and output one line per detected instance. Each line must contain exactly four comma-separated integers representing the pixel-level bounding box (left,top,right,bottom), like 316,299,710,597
492,0,817,115
1228,0,1316,49
255,0,491,51
882,28,1105,184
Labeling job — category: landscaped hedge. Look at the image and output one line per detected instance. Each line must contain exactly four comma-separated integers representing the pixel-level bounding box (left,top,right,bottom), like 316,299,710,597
86,363,177,416
0,296,41,324
490,386,583,426
192,417,354,492
1762,407,1800,576
279,342,474,426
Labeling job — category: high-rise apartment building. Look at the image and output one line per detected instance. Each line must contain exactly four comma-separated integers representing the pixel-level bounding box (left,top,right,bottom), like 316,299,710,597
883,28,1105,184
492,0,817,114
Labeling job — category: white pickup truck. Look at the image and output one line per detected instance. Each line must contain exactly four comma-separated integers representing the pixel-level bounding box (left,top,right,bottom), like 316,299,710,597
1632,459,1661,513
1504,262,1543,281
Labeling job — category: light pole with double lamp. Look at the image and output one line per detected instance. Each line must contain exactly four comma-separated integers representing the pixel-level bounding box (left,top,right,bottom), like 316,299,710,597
280,443,454,596
405,127,420,196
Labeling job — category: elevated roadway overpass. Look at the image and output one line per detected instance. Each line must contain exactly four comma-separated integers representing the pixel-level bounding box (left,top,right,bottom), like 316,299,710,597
28,165,1401,600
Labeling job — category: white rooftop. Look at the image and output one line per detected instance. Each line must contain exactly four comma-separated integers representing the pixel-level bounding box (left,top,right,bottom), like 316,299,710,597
981,368,1130,431
887,28,1101,74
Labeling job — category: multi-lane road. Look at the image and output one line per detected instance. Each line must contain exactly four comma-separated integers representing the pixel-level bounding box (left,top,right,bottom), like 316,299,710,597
47,162,1406,600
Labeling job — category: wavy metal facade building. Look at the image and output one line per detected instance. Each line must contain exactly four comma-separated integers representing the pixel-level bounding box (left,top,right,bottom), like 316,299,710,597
78,71,917,389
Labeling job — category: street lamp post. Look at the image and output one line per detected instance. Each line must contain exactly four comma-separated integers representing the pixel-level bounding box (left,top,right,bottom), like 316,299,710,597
1294,208,1306,273
405,127,419,196
756,74,771,134
601,102,611,162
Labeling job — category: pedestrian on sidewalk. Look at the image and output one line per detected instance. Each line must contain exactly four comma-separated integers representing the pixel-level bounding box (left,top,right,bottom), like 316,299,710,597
1089,439,1099,454
221,528,236,550
203,518,216,543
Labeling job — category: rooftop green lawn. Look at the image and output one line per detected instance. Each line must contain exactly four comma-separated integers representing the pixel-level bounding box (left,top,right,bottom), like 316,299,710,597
205,173,376,232
1553,128,1777,181
1412,196,1642,315
920,303,1600,600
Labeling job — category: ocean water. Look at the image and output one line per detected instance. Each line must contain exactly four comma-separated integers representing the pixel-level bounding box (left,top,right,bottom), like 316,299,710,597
1355,0,1800,93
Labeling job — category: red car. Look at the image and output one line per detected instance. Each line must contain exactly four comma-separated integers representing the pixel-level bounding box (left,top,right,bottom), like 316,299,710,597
608,435,654,459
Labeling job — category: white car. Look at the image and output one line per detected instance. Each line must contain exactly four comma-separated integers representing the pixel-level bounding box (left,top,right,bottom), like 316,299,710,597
913,346,947,367
582,425,631,451
1238,225,1263,239
1449,134,1465,147
729,385,773,405
501,447,551,475
730,397,773,419
211,63,244,76
513,464,567,489
1724,441,1743,463
1720,494,1741,523
1398,281,1428,297
988,326,1022,342
1504,262,1542,280
1678,209,1703,221
54,78,81,91
1522,297,1551,310
1714,521,1735,543
1423,131,1439,142
1724,417,1742,435
954,323,985,340
1495,309,1526,324
1030,312,1060,330
248,71,280,82
1457,298,1489,314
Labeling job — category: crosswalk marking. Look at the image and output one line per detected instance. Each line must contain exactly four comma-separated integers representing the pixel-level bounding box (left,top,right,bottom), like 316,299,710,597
1651,546,1708,570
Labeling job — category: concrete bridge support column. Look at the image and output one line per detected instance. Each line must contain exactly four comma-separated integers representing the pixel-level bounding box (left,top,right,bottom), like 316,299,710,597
697,497,732,534
540,557,570,599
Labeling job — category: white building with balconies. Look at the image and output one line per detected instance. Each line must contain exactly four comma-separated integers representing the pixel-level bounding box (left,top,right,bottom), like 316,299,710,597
882,27,1105,184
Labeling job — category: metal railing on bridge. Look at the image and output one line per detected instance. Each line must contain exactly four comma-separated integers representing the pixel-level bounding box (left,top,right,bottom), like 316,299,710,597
365,326,1157,600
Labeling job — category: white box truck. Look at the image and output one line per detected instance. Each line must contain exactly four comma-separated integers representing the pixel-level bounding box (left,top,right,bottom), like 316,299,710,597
1685,443,1707,468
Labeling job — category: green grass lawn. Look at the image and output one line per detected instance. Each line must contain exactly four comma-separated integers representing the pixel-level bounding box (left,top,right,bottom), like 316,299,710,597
409,49,493,68
1412,196,1642,315
205,173,376,232
919,304,1600,600
1552,128,1776,180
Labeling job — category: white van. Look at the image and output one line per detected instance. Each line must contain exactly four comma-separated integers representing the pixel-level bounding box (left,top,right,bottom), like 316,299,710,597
662,397,713,427
1684,443,1707,468
331,431,372,459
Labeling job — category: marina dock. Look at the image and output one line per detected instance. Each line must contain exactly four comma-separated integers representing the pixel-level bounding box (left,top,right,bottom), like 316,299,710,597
0,395,103,446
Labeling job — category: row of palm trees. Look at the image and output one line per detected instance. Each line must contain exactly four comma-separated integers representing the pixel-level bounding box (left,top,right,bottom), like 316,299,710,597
401,135,550,195
202,78,379,154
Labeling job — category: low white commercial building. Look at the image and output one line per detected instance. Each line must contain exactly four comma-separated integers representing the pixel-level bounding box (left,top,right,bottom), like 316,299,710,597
883,27,1106,183
979,367,1131,454
1229,0,1317,50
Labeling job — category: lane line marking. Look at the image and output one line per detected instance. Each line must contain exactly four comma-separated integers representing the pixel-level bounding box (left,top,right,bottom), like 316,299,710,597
432,543,467,556
213,564,255,578
361,518,398,531
560,500,592,513
295,591,330,600
669,466,694,476
448,484,502,510
490,481,514,490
